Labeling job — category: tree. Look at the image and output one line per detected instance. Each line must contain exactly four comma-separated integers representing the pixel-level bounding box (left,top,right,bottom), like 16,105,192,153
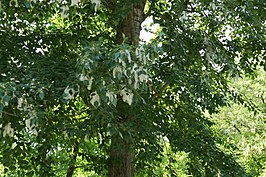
0,0,265,176
212,68,266,177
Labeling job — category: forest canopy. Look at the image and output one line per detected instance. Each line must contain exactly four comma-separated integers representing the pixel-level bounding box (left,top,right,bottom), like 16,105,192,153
0,0,265,176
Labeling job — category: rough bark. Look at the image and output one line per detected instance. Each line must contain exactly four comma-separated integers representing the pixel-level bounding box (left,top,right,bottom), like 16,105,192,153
116,0,147,45
108,1,146,177
109,135,134,177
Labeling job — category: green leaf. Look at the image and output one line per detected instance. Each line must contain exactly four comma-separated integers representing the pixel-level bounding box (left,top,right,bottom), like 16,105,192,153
38,91,45,100
114,52,120,59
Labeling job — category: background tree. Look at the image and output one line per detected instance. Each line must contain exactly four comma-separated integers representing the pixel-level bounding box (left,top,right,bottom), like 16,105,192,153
212,68,266,177
0,0,265,176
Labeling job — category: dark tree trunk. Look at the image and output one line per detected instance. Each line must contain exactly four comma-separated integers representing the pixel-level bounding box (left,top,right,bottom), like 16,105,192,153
109,135,134,177
66,141,79,177
109,1,146,177
116,0,147,45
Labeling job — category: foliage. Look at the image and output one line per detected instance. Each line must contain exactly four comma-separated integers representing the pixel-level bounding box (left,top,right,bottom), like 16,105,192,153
212,68,266,177
136,140,190,177
0,0,265,176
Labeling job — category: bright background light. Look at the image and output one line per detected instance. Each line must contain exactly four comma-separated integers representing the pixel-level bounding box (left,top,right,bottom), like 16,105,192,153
140,17,160,43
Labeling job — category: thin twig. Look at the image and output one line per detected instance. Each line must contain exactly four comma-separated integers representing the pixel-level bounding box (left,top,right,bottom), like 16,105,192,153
0,111,19,117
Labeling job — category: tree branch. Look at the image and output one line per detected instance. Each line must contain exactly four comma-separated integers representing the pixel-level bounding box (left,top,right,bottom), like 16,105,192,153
0,111,19,117
152,81,170,100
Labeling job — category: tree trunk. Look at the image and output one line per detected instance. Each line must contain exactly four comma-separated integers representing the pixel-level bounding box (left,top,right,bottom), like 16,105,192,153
116,0,147,45
109,1,146,177
66,141,79,177
109,135,134,177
